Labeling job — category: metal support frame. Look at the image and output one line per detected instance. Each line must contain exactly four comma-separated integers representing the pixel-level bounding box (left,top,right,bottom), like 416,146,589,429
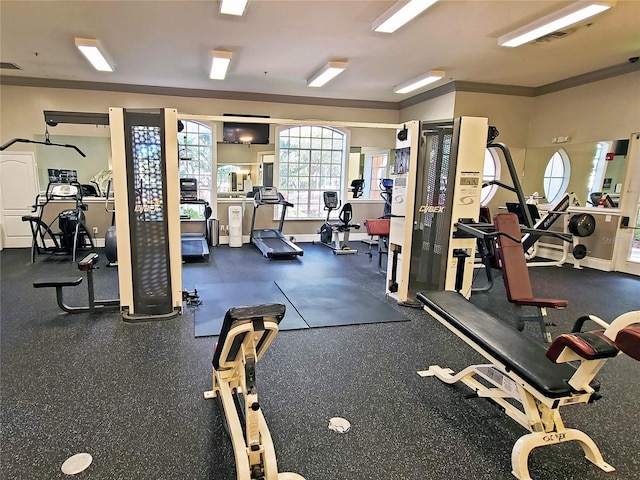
418,305,640,479
46,271,120,314
320,224,359,255
418,361,613,480
203,316,305,480
33,254,120,314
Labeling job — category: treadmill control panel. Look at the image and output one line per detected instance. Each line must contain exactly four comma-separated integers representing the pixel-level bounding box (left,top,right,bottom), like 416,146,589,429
256,186,281,204
180,178,198,201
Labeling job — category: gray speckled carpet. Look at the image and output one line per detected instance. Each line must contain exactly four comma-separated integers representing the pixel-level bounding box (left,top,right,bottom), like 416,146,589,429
2,243,639,480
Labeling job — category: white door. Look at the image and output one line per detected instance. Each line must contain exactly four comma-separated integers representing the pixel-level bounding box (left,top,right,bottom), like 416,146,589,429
614,133,640,276
0,152,40,248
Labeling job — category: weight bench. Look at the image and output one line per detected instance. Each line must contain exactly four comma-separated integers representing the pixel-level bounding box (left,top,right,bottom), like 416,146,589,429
363,218,390,272
33,252,120,313
417,290,640,480
204,303,305,480
494,213,567,342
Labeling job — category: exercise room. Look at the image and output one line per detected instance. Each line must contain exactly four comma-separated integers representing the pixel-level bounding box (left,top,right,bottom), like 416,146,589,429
1,2,639,479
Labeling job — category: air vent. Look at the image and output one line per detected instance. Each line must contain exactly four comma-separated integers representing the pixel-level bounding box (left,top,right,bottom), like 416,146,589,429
535,29,575,43
0,62,22,70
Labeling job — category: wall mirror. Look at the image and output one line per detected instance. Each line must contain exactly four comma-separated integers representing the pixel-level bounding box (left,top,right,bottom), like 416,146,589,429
522,139,629,208
348,146,394,200
34,134,111,196
216,143,273,198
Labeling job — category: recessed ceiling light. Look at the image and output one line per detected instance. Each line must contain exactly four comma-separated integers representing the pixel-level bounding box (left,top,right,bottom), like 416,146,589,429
393,70,445,94
220,0,248,16
307,61,348,88
372,0,439,33
74,38,114,72
498,0,615,47
210,50,233,80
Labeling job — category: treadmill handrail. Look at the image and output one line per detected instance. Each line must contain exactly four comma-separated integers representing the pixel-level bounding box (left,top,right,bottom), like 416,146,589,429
250,187,303,258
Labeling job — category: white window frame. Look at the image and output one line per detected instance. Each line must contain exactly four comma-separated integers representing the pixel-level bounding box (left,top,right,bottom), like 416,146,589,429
275,125,350,220
178,120,214,203
588,141,612,196
480,147,501,206
543,149,571,204
359,149,391,201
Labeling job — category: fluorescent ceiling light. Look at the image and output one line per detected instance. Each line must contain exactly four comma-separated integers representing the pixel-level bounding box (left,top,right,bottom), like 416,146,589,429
220,0,248,16
307,61,348,88
498,0,615,47
393,70,445,94
74,38,113,72
210,50,233,80
373,0,439,33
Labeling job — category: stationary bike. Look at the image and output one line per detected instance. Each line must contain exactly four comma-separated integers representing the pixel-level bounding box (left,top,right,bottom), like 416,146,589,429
317,191,360,255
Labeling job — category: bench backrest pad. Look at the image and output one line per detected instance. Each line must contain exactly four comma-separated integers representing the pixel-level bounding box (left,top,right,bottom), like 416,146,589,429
418,290,578,398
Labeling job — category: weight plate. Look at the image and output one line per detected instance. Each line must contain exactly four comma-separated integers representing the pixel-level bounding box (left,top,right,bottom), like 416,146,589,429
568,213,596,237
573,244,588,260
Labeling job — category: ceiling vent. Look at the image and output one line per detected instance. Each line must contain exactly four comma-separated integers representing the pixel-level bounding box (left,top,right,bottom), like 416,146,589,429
0,62,22,70
535,28,575,43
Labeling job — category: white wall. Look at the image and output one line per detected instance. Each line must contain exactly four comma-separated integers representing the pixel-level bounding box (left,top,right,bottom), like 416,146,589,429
0,84,403,239
0,85,401,145
3,73,638,241
528,70,640,147
399,91,456,123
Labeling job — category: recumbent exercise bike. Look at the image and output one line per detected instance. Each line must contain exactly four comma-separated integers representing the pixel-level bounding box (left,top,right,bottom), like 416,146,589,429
317,191,360,254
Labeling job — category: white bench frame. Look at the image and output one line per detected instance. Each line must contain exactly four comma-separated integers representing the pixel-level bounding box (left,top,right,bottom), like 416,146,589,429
418,305,639,480
203,311,305,480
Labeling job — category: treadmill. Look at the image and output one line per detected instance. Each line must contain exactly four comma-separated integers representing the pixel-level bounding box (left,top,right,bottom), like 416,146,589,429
250,187,303,258
180,178,211,260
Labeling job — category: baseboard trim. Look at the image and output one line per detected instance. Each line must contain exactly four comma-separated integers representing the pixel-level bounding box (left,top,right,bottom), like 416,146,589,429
535,246,614,272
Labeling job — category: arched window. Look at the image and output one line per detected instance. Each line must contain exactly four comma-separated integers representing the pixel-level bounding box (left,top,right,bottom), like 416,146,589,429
178,121,213,203
543,149,570,204
277,125,347,219
480,147,501,206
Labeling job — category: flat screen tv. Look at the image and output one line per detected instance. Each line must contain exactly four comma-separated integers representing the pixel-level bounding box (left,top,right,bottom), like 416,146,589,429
222,114,270,144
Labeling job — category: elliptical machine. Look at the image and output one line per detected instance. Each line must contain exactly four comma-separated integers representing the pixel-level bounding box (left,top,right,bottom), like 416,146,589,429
317,191,360,255
22,181,94,263
380,178,393,219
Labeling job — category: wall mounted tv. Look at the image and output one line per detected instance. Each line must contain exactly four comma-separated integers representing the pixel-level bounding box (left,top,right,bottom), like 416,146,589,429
222,114,270,145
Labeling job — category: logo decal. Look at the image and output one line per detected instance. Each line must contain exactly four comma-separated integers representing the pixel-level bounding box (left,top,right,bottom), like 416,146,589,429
419,205,445,213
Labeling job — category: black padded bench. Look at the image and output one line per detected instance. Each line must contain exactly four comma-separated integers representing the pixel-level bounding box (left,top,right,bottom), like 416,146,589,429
34,277,83,289
33,253,100,290
418,290,578,398
32,252,119,314
416,289,639,480
212,303,284,371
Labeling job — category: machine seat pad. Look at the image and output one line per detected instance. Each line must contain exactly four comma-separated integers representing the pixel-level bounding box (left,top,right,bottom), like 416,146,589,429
547,331,619,362
330,221,360,231
364,219,390,236
34,276,83,288
417,290,581,398
78,253,99,271
513,298,568,308
213,303,285,371
616,327,640,361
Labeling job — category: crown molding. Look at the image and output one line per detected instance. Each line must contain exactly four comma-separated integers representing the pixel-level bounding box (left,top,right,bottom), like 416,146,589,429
2,60,638,111
0,76,398,111
535,60,640,96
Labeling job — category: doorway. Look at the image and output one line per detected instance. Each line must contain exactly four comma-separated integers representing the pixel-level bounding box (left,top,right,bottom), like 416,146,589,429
0,152,40,248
